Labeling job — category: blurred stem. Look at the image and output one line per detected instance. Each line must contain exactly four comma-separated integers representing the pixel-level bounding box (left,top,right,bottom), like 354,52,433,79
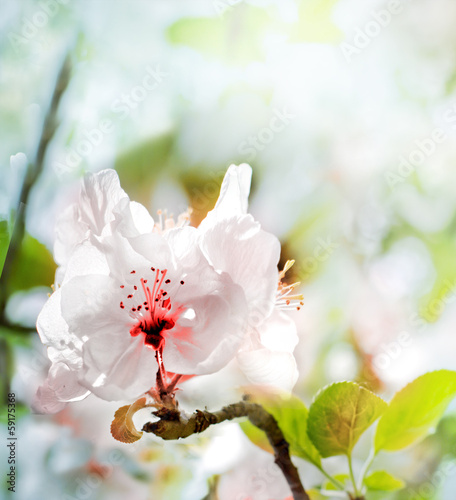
317,466,345,490
143,399,310,500
0,52,72,319
347,453,364,500
200,476,219,500
356,448,375,492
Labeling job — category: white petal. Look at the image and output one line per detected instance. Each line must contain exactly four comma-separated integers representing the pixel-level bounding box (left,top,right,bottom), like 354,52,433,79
36,288,80,357
60,274,128,340
32,386,67,414
33,362,90,414
199,164,252,229
257,309,298,353
80,330,156,401
163,226,205,269
60,274,157,401
112,198,154,238
36,289,88,403
54,169,129,275
54,204,87,268
126,232,175,271
237,348,298,392
79,169,128,236
200,215,280,325
102,231,174,284
60,241,110,285
163,278,248,375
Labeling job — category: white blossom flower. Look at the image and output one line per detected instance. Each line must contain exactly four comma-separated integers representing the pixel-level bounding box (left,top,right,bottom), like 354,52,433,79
35,165,300,412
197,164,301,390
35,169,247,411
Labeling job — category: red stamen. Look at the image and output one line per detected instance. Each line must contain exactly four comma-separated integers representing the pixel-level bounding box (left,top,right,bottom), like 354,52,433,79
124,268,185,351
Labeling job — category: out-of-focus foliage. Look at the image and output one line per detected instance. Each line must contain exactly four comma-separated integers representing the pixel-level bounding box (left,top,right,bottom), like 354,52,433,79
168,5,274,65
0,219,11,274
364,471,405,492
7,234,55,294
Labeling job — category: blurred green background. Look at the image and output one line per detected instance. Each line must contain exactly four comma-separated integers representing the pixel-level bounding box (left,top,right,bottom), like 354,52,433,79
2,0,456,498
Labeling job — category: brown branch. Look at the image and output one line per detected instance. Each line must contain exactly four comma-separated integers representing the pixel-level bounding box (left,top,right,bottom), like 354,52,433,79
0,51,72,317
0,51,72,405
142,400,310,500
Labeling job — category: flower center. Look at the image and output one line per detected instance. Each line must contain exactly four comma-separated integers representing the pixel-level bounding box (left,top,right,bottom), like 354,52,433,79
119,267,185,350
153,209,191,234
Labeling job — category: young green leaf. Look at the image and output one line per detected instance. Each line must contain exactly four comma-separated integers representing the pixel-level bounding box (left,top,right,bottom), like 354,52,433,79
306,489,327,499
324,473,350,491
364,471,405,491
111,397,147,444
375,370,456,452
246,390,321,466
307,382,387,458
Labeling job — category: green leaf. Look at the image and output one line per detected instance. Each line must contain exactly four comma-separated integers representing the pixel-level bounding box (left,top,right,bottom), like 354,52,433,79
247,390,321,466
375,370,456,453
307,382,387,458
111,397,147,444
364,471,405,491
324,473,349,490
434,414,456,456
307,489,327,499
9,234,56,293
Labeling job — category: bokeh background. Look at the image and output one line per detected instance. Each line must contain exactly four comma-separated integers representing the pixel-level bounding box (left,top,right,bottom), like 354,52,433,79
2,0,456,498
